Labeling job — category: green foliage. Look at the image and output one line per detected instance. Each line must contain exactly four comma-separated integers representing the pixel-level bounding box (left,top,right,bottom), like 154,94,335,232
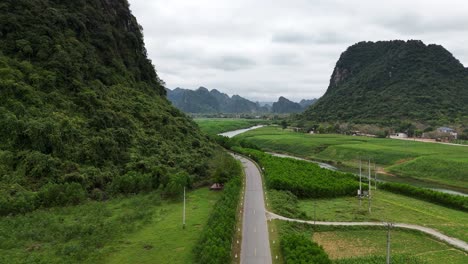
233,147,359,198
236,126,468,190
269,190,308,219
379,182,468,211
303,40,468,125
281,233,331,264
38,182,86,207
193,165,242,264
0,189,163,263
0,0,217,215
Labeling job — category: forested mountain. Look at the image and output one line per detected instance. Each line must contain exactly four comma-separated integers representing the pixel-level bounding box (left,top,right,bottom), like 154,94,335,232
303,40,468,124
299,98,318,108
167,87,315,114
272,96,303,113
166,87,267,113
0,0,218,214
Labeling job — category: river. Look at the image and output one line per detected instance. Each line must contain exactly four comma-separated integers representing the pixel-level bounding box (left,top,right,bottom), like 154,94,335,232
218,125,264,138
222,125,467,197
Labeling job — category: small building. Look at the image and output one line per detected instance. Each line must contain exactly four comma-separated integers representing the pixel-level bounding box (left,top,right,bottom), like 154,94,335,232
437,127,458,139
210,183,224,191
391,133,408,138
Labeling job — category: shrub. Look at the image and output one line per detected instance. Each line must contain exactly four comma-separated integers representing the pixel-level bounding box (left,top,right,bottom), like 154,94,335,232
38,182,86,207
379,182,468,212
281,233,331,264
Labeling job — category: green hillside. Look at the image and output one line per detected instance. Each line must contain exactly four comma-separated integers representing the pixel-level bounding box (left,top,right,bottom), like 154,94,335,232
0,0,217,215
303,40,468,124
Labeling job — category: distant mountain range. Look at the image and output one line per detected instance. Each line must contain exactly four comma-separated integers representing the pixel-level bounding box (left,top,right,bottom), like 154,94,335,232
166,87,317,114
302,40,468,124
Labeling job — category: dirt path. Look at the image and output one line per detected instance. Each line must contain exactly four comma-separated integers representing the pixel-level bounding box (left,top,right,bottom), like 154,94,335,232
267,211,468,252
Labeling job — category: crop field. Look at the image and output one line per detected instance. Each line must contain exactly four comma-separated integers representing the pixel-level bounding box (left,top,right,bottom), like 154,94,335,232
236,126,468,191
194,118,268,134
0,188,221,264
314,229,467,264
298,189,468,242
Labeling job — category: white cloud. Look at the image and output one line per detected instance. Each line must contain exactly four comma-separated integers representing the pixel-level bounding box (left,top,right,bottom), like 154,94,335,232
128,0,468,102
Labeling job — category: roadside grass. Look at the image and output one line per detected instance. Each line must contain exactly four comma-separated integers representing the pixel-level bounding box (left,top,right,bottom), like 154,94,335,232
0,188,220,264
194,118,268,135
298,189,468,241
104,188,220,264
313,229,467,264
236,126,468,190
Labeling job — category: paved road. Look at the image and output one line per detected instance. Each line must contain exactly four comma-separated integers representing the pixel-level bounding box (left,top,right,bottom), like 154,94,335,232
233,154,272,264
267,211,468,252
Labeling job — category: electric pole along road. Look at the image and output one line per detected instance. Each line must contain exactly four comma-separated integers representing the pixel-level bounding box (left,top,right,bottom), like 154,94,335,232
233,153,272,264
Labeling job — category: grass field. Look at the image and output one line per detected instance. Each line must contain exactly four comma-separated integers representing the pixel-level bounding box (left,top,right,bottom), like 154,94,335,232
313,229,467,264
0,188,220,264
194,118,268,134
298,189,468,242
236,126,468,191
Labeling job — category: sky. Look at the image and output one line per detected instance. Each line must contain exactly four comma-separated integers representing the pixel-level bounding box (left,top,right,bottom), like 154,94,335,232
128,0,468,102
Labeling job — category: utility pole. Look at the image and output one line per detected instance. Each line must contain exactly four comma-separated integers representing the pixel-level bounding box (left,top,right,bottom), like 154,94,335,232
359,159,362,207
386,223,393,264
368,159,371,213
314,199,316,226
183,186,186,229
374,162,377,190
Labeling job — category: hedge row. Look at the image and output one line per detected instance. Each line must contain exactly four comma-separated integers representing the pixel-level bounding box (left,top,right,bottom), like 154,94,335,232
281,233,331,264
233,147,359,198
193,173,242,263
379,182,468,212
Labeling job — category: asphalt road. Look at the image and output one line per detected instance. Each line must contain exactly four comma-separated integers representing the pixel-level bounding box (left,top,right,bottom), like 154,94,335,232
233,154,272,264
267,211,468,252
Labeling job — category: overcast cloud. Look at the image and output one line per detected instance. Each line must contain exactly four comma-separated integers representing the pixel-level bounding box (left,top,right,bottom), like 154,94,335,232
128,0,468,102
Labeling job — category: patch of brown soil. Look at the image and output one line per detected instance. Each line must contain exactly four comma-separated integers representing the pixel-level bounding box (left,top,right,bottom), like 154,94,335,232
312,232,376,259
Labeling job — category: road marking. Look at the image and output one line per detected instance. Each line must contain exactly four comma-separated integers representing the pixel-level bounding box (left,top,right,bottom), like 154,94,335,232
254,227,256,233
254,248,257,256
254,209,256,215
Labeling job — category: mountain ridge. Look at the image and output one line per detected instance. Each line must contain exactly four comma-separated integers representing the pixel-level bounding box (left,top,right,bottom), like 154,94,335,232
166,87,316,114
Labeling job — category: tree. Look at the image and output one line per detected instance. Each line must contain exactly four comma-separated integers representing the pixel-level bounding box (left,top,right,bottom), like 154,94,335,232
281,120,288,129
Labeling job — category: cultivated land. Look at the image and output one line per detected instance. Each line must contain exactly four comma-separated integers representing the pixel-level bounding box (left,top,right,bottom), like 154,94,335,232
194,118,268,135
236,126,468,192
313,229,467,264
298,189,468,242
0,188,220,264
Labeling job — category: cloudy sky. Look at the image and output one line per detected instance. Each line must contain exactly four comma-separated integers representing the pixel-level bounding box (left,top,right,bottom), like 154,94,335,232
128,0,468,102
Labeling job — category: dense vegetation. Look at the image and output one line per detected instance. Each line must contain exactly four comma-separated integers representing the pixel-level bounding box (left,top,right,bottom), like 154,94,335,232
0,0,220,215
281,233,331,264
0,187,222,263
193,161,242,264
302,40,468,125
272,96,303,113
233,147,359,198
379,182,468,211
235,126,468,191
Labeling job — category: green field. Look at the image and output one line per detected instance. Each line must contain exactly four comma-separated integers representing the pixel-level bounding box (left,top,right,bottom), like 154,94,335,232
313,229,467,264
298,189,468,242
236,126,468,191
194,118,268,134
0,188,220,264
